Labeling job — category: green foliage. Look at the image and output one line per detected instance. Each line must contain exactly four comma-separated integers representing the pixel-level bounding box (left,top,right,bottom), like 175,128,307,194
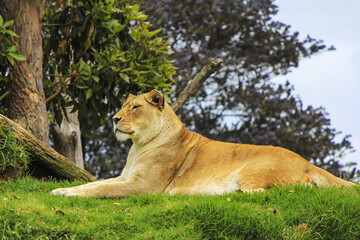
187,80,353,176
0,13,25,114
1,177,360,239
141,0,353,174
85,0,354,179
42,0,176,131
0,121,30,179
0,14,25,66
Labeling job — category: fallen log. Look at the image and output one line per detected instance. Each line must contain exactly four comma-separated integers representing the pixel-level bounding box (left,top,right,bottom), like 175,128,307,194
0,114,96,182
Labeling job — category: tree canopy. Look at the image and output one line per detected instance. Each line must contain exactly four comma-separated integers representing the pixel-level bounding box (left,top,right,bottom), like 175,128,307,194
82,0,355,179
42,0,176,134
0,0,175,131
139,0,353,177
0,0,355,180
0,0,176,176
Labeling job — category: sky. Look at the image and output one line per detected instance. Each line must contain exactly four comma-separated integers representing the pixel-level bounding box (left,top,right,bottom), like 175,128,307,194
273,0,360,168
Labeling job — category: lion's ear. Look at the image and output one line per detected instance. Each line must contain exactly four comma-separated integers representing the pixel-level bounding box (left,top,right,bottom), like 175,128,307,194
126,94,136,101
145,89,164,111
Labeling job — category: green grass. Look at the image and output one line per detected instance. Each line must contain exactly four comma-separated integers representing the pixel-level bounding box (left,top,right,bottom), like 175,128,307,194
1,177,359,240
0,121,30,177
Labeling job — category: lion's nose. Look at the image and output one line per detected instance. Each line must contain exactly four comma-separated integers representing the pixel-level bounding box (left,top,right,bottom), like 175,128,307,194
113,116,122,124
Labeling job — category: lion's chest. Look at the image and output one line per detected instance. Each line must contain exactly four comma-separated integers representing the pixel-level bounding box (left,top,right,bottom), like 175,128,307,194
120,149,140,180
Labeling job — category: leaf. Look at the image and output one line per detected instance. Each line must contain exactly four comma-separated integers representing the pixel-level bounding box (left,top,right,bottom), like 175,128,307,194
295,223,308,233
75,12,81,23
2,20,14,28
147,28,162,38
135,14,148,21
75,85,89,89
12,194,21,200
120,73,130,83
86,89,93,100
88,19,95,39
55,210,65,216
0,15,3,27
7,45,18,53
92,76,100,83
79,59,91,75
2,29,19,37
79,59,86,71
273,209,278,217
60,40,67,53
132,4,139,11
6,55,14,65
84,37,91,51
8,52,26,61
226,196,232,202
164,94,172,104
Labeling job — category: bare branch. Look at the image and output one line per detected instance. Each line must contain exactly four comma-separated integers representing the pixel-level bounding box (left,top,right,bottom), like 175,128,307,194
43,22,73,28
172,60,223,113
0,90,9,102
45,70,77,104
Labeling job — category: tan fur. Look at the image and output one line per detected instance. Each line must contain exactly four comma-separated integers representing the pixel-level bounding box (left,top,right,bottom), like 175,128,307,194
51,90,354,198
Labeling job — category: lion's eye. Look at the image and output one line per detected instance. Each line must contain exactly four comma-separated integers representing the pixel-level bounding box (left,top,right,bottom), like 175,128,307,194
131,105,141,110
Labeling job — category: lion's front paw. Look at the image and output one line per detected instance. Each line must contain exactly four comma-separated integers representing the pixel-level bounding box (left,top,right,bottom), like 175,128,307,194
51,187,84,197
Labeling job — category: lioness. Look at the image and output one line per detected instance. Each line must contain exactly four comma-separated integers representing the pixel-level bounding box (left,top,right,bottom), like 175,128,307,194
52,90,354,197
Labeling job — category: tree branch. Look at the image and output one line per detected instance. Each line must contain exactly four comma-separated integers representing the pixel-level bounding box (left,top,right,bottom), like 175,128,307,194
43,22,73,28
0,90,9,102
45,71,76,104
172,60,223,113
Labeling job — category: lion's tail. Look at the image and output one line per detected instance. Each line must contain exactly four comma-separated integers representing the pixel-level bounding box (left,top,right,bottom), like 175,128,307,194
310,166,355,187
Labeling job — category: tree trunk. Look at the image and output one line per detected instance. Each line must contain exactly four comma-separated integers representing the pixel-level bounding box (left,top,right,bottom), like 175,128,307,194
0,114,95,182
0,0,49,144
51,107,84,169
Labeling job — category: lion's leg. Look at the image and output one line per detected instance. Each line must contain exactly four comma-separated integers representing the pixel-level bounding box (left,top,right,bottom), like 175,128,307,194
237,175,271,193
51,176,127,197
75,176,125,188
237,169,278,193
237,167,317,192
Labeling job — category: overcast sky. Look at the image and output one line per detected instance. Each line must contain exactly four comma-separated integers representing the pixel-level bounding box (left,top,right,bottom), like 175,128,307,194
273,0,360,168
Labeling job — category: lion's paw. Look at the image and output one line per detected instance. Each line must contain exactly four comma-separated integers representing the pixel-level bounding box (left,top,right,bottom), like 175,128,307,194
51,187,83,197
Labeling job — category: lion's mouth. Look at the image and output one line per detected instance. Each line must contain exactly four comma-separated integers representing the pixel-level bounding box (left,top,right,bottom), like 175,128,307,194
115,129,135,135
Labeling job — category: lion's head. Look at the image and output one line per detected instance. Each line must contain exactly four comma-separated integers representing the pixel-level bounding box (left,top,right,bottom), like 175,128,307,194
112,90,167,144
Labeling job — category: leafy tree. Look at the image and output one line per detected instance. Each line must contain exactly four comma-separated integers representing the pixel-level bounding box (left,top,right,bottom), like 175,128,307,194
0,14,24,111
139,0,353,177
41,0,175,166
70,0,355,179
0,0,176,171
0,0,49,144
42,0,175,129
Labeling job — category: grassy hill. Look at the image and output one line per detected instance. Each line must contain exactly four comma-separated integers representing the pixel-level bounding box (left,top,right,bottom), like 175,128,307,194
0,177,359,239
